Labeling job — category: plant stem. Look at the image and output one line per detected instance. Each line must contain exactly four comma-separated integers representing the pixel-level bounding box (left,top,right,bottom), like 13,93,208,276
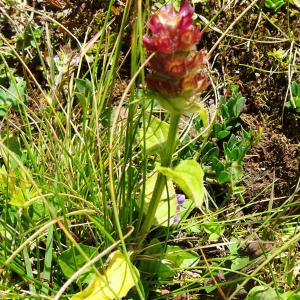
138,112,181,242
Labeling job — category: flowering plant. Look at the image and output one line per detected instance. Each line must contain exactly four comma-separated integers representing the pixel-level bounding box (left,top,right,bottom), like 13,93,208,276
143,0,210,113
139,1,208,240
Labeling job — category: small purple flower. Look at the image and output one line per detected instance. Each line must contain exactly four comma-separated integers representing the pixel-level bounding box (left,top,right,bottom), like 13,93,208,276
176,194,185,205
173,215,181,223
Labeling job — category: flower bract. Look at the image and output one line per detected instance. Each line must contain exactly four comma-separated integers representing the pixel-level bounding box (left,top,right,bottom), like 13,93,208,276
143,0,210,113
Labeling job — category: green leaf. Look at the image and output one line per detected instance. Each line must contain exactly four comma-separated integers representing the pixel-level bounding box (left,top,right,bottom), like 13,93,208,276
220,85,245,124
139,240,174,279
228,238,239,255
156,160,205,209
75,78,92,95
75,78,92,105
166,246,199,269
9,186,38,207
204,147,219,161
198,107,209,128
138,116,170,156
215,128,230,140
228,238,250,271
213,123,230,140
140,240,199,280
4,135,22,157
246,286,278,300
58,244,99,284
216,170,230,183
200,142,219,162
0,106,8,116
265,0,285,11
0,166,39,207
6,77,28,106
291,82,300,97
203,219,225,241
71,250,139,300
230,162,244,184
280,291,300,300
231,256,250,271
0,77,27,116
141,172,177,226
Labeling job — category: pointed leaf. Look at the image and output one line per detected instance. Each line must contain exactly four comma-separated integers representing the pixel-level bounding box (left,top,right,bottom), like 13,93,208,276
71,251,139,300
156,160,204,208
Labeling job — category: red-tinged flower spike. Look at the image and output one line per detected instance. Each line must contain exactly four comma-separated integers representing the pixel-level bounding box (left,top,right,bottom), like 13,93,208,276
143,1,201,53
143,0,210,113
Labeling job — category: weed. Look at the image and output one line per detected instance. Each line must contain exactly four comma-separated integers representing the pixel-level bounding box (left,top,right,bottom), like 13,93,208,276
0,0,299,299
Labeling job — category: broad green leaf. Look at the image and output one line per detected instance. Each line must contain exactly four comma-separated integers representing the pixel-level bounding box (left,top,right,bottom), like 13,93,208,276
142,172,177,226
166,246,199,269
75,78,92,106
140,240,199,280
58,244,99,284
217,170,230,183
291,82,300,98
0,108,6,116
246,286,277,300
203,219,225,241
71,250,139,300
201,145,219,163
231,256,250,271
156,160,204,209
138,116,170,156
228,238,250,271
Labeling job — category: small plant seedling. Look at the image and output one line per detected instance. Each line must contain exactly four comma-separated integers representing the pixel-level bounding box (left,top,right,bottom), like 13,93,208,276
285,81,300,113
199,85,259,202
265,0,285,11
0,77,27,116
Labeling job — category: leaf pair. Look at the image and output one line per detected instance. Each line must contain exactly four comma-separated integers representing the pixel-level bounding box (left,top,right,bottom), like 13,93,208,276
139,115,205,226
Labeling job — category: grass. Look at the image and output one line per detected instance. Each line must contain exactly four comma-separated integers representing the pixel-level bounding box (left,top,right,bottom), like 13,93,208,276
0,0,299,299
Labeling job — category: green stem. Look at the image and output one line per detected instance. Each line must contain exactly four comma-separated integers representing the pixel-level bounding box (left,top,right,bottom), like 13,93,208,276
138,112,181,241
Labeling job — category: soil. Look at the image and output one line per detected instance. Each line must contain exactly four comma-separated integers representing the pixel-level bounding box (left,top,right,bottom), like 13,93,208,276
198,1,300,203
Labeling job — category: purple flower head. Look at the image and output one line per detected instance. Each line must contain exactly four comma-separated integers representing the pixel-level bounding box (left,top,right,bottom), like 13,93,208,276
176,194,185,205
173,215,181,223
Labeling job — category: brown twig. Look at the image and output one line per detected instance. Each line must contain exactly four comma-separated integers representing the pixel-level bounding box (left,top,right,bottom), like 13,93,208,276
199,247,228,300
